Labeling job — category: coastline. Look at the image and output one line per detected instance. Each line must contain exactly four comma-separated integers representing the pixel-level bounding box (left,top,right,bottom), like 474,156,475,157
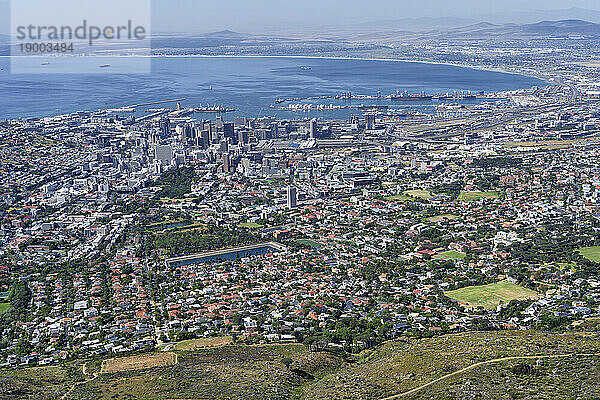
0,54,547,120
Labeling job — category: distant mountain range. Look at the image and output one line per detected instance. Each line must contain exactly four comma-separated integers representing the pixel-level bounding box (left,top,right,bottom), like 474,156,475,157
351,17,479,33
443,19,600,38
2,18,599,54
477,7,600,25
320,7,600,35
351,19,600,42
521,19,600,35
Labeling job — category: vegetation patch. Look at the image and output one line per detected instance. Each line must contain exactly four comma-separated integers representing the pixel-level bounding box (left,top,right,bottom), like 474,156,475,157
384,194,411,202
0,365,72,399
434,250,466,260
404,190,433,199
175,336,233,351
426,214,458,223
297,239,322,248
578,246,600,263
238,222,264,229
445,281,538,310
457,191,499,201
0,302,9,314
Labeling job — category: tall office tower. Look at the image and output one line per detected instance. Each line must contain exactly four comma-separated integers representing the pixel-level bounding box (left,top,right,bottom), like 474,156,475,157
287,185,297,209
219,139,229,153
200,130,210,149
222,153,231,173
192,126,202,146
237,129,249,146
184,124,193,142
309,118,318,139
159,118,170,138
175,125,185,141
215,115,224,134
155,144,173,166
365,113,376,130
223,122,235,144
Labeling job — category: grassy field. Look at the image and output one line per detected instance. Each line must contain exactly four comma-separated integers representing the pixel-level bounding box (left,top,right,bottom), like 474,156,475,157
404,190,433,199
434,250,466,260
457,191,499,202
426,214,458,223
100,352,177,373
174,336,233,351
297,239,323,248
384,194,411,202
578,246,600,263
0,302,9,314
238,222,264,229
444,281,538,310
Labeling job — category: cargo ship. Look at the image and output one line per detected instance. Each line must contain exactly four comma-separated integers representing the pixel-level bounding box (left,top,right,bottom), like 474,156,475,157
194,106,237,113
435,93,476,100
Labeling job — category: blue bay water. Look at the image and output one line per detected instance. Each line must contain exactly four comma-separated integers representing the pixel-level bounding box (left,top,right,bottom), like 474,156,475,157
0,56,545,120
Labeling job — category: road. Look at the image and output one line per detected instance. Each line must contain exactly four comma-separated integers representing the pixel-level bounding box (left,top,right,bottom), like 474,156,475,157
380,352,600,399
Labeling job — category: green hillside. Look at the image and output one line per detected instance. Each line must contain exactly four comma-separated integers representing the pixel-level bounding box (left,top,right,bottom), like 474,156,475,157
2,331,600,399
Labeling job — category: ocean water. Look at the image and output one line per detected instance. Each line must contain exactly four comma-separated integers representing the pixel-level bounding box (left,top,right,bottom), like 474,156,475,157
0,56,546,120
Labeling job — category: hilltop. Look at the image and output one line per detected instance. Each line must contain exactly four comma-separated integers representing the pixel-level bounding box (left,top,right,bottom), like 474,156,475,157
3,330,600,399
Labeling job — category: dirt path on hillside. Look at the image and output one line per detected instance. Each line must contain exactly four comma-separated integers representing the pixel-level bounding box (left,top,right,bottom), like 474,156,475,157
381,352,600,399
60,363,98,400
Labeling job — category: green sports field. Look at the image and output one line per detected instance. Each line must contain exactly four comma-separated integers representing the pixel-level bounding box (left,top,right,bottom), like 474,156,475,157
445,281,538,310
384,194,411,202
237,222,264,229
457,191,499,201
0,303,9,314
404,190,433,199
297,239,322,248
578,246,600,263
434,250,466,260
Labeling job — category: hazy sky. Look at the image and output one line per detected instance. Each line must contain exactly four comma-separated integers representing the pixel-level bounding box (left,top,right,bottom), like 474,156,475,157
1,0,600,34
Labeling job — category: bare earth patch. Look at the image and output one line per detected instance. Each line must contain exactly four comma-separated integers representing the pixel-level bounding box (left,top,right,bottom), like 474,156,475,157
101,352,177,373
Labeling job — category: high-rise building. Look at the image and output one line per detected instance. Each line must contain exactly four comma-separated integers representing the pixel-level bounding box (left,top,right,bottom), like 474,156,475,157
155,144,173,165
159,118,170,138
287,185,297,209
309,118,318,139
199,130,210,149
223,153,231,173
223,122,235,144
365,114,376,130
237,129,249,146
